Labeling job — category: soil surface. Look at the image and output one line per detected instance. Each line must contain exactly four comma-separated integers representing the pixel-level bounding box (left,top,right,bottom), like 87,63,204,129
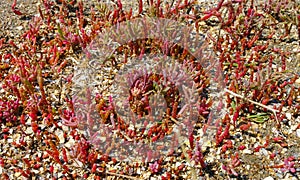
0,0,300,179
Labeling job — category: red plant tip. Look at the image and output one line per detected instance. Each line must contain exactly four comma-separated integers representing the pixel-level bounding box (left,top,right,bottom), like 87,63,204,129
149,161,161,173
253,146,262,152
238,145,246,150
272,136,284,143
189,133,194,149
239,122,251,131
280,157,296,173
11,0,23,15
192,142,206,168
0,158,5,168
139,0,143,14
270,152,276,159
117,0,122,10
49,165,54,173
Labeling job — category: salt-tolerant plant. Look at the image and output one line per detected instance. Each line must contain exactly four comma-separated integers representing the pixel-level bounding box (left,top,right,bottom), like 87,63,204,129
281,157,296,174
0,0,299,179
0,98,20,123
221,153,241,176
266,156,298,174
191,141,206,168
149,160,161,174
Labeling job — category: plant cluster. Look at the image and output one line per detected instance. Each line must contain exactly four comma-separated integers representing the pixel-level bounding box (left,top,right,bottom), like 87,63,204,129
0,98,20,123
0,0,299,179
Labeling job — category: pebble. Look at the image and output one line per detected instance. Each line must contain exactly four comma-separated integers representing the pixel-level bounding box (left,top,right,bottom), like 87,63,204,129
260,148,268,156
136,167,141,174
295,78,300,85
243,149,252,154
32,169,40,174
142,172,151,179
57,130,65,144
284,173,299,180
176,162,182,167
6,137,13,143
25,126,33,134
296,129,300,138
263,176,274,180
285,113,292,120
282,107,288,112
64,138,75,149
291,124,298,131
14,172,21,177
276,172,283,179
250,137,257,144
282,148,288,154
15,26,23,31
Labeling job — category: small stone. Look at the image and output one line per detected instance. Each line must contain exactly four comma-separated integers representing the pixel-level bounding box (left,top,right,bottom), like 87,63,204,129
202,139,212,151
282,107,288,112
136,168,141,174
291,125,298,131
16,26,23,30
243,149,252,154
64,138,75,149
14,172,21,177
263,176,274,180
142,172,151,179
61,123,69,131
250,137,257,144
25,127,33,134
281,148,287,154
296,129,300,138
57,131,65,144
286,113,292,120
260,148,268,156
175,162,181,167
32,169,40,174
295,78,300,85
7,138,13,143
276,172,283,179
